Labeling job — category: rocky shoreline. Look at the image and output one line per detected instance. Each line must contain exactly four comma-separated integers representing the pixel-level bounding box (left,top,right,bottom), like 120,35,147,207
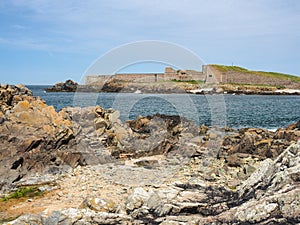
46,79,300,95
1,83,300,224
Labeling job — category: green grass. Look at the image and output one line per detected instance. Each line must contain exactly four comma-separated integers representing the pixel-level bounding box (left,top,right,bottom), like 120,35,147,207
0,187,43,202
171,79,204,84
255,71,300,82
211,64,300,82
211,64,248,73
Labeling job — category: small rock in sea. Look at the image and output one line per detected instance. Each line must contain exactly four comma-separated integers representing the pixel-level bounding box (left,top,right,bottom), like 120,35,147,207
45,79,78,92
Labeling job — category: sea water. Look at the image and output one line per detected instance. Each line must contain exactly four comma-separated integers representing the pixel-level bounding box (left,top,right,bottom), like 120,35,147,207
28,85,300,130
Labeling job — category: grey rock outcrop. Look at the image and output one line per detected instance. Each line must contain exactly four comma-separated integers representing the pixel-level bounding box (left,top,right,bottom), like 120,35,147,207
0,84,200,194
1,83,300,224
220,124,300,161
45,79,78,92
5,141,300,224
0,84,78,193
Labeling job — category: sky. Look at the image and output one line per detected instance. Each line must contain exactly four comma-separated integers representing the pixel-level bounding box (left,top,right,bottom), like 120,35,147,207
0,0,299,84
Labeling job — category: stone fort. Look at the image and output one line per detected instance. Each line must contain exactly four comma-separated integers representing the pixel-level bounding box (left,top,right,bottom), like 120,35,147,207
85,65,300,88
85,65,217,85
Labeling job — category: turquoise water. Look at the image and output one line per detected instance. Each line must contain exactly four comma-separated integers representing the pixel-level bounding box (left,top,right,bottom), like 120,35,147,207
28,85,300,130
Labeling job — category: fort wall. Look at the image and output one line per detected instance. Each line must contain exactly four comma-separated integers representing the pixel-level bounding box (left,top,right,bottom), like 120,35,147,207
203,65,294,86
85,65,297,87
85,66,208,85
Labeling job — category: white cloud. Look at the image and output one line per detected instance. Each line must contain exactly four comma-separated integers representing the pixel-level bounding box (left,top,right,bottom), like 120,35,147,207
1,0,300,54
0,0,299,83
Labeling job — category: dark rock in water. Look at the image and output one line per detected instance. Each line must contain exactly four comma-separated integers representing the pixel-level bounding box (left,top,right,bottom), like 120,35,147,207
45,79,78,92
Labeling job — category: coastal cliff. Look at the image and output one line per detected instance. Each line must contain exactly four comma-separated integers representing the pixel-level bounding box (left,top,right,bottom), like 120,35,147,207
0,84,300,224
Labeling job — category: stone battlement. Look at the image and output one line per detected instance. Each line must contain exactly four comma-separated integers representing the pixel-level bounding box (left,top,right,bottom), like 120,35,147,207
85,66,208,85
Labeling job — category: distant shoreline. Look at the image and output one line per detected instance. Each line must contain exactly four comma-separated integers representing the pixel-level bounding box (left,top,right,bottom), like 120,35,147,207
43,83,300,95
43,63,300,95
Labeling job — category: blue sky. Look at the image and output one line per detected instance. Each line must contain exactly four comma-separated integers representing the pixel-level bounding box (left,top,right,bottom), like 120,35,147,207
0,0,299,84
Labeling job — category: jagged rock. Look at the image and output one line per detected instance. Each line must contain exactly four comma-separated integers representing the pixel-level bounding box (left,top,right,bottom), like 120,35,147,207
83,197,116,213
239,142,300,199
0,86,134,193
2,83,300,224
3,209,133,225
231,142,300,224
220,124,300,159
108,110,121,124
110,114,200,159
199,124,208,135
125,187,153,212
286,120,300,130
274,128,300,142
94,117,109,130
0,84,33,114
3,141,300,224
124,186,178,218
45,79,78,92
0,85,89,192
42,210,71,225
2,214,43,225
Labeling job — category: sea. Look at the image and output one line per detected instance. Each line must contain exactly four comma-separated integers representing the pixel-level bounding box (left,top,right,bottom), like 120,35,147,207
27,85,300,130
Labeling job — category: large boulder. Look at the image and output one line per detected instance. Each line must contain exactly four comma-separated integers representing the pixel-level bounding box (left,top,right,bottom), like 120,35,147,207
45,79,78,92
0,84,33,114
0,84,77,192
0,84,100,193
231,141,300,224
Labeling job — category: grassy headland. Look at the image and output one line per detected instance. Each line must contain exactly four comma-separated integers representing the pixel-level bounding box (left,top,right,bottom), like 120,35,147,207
211,64,300,83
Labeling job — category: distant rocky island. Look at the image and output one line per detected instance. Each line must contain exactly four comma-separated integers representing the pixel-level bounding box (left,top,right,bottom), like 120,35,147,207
45,79,78,92
46,64,300,95
1,83,300,224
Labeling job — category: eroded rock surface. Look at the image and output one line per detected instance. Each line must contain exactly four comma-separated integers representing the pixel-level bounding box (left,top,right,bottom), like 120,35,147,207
1,84,300,224
4,141,300,224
